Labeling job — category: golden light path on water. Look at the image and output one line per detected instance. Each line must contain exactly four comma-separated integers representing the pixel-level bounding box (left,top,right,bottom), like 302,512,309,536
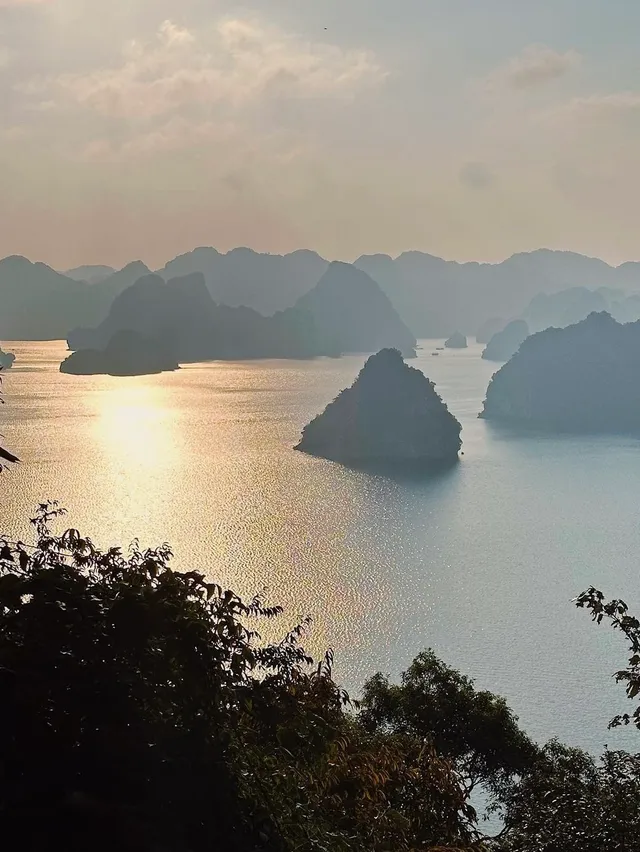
3,340,640,760
2,344,388,657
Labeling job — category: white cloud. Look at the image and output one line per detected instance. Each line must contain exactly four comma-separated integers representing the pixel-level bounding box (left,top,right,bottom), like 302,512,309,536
43,17,385,122
485,44,580,90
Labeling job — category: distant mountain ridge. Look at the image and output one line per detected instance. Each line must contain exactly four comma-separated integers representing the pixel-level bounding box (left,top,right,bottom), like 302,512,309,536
67,266,416,364
157,246,640,337
354,249,640,337
65,265,116,284
0,257,151,340
2,246,640,341
159,247,328,316
67,273,335,362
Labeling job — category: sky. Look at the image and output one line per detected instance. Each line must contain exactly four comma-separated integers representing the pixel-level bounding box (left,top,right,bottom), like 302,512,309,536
2,0,640,269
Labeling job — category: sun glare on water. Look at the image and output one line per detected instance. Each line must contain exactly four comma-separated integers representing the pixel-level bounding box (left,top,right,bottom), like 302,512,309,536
93,378,181,480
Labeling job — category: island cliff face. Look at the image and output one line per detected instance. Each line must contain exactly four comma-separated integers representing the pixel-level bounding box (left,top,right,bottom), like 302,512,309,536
61,330,179,376
295,262,417,358
480,312,640,432
295,349,461,466
444,332,467,349
482,320,529,362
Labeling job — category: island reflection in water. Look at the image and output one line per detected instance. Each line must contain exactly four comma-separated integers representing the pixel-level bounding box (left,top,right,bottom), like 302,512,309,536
2,339,640,758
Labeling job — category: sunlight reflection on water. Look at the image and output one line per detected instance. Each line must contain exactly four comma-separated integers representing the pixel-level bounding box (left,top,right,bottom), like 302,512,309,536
2,340,639,757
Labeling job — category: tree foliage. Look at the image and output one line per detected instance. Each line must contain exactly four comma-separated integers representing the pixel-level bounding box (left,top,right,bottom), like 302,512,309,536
0,369,18,468
3,506,640,851
577,586,640,728
360,651,538,800
494,742,640,852
0,505,479,852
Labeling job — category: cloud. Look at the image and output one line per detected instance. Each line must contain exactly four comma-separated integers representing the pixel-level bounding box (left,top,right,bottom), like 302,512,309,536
459,161,495,189
562,91,640,118
81,117,241,161
0,0,48,5
485,44,580,90
42,17,385,122
539,90,640,139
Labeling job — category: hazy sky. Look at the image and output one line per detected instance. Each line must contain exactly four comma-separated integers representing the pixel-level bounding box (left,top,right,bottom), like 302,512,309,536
2,0,640,269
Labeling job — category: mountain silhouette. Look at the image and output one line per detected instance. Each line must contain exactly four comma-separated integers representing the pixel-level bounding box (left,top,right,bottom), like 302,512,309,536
296,348,461,467
3,246,640,341
65,265,116,284
159,247,328,316
294,262,416,357
481,312,640,432
355,249,640,337
482,320,530,362
61,329,179,376
0,257,151,340
67,273,332,362
0,256,93,340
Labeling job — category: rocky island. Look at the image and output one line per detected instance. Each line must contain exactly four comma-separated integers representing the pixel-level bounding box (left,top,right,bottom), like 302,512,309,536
67,273,331,362
482,319,529,362
444,332,467,349
295,262,417,358
476,317,506,344
480,312,640,432
61,330,179,376
295,348,462,468
0,347,15,369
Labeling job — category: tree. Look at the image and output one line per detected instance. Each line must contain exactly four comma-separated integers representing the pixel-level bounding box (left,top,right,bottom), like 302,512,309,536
489,585,640,851
0,505,479,852
494,742,640,852
359,651,538,802
0,368,18,468
576,586,640,729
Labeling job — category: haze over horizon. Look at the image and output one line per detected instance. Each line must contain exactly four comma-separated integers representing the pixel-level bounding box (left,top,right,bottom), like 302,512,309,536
2,0,640,269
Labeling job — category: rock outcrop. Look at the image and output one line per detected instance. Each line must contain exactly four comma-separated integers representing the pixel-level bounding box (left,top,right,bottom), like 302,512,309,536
295,262,417,358
444,332,467,349
0,347,15,369
482,320,529,362
480,312,640,432
296,348,461,466
60,330,178,376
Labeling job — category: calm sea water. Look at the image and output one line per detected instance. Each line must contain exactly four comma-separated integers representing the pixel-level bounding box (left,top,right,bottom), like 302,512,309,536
2,340,639,755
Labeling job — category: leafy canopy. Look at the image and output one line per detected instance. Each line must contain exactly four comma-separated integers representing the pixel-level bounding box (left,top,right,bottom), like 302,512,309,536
0,504,478,852
360,650,538,798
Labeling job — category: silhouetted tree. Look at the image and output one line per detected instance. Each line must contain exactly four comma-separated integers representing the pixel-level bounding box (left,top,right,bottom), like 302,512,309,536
0,369,18,468
489,585,640,851
0,505,479,852
360,650,538,801
494,743,640,852
577,586,640,729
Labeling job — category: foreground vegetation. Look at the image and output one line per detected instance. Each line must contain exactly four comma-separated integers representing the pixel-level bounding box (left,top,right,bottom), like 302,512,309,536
0,504,639,851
